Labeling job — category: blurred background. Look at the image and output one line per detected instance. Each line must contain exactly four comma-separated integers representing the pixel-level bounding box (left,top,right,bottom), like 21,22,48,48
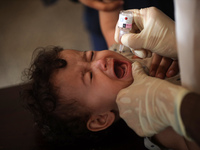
0,0,92,89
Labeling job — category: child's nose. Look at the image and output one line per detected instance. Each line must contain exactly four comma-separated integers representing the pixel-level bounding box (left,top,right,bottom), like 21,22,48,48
91,59,107,71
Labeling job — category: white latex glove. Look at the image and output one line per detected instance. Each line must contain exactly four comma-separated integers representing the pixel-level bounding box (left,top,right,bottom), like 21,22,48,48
114,7,177,59
116,61,190,139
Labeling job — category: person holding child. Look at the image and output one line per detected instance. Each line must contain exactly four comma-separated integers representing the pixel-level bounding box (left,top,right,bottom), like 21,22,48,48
114,5,200,147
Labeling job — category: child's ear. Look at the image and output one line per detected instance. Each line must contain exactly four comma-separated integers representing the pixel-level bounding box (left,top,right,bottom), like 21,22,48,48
87,111,115,132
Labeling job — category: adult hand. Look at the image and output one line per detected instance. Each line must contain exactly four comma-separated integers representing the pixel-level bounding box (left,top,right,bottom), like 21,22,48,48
133,53,179,79
149,53,179,79
115,7,177,58
79,0,124,11
116,61,190,137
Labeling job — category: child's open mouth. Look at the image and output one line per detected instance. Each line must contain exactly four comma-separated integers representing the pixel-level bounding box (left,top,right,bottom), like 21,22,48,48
114,60,130,79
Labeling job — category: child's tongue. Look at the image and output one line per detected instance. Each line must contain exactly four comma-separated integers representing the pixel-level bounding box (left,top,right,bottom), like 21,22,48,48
114,64,125,78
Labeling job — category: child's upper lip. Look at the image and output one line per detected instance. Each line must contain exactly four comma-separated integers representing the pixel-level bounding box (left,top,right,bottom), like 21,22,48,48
110,58,132,79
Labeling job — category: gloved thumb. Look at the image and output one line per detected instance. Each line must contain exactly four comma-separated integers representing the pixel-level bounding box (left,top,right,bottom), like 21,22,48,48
132,49,152,58
121,33,142,49
132,61,148,81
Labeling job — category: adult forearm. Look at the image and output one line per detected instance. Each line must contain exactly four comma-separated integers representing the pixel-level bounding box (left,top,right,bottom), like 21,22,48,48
99,8,122,47
181,92,200,146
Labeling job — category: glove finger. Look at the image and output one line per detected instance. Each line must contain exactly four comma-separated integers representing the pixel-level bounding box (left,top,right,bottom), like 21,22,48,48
132,61,148,80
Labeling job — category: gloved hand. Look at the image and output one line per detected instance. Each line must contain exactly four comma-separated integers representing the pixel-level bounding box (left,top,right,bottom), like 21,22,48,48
116,61,190,139
114,7,177,59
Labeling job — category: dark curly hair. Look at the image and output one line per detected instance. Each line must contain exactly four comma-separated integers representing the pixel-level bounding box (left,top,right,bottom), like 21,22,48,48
21,46,95,146
21,46,145,149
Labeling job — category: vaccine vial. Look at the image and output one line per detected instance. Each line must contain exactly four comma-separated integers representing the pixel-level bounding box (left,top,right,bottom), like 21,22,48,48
118,10,134,52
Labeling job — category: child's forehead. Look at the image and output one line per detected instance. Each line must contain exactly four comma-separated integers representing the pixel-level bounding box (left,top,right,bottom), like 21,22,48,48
59,49,83,58
51,49,83,88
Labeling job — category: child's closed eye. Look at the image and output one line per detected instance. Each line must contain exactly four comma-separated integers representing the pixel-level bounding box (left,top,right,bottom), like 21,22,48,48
90,51,94,61
90,72,93,79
